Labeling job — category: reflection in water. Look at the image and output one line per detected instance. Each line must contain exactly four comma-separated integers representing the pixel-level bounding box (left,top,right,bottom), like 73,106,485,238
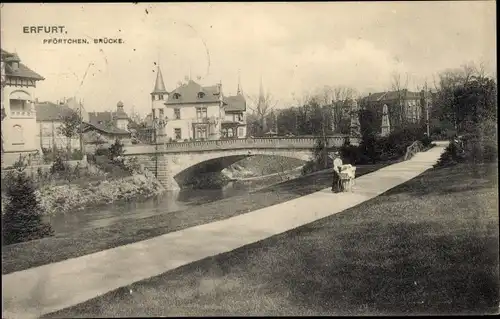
46,179,262,235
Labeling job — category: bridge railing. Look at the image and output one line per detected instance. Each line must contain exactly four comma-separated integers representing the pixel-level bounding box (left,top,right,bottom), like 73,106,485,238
124,136,360,155
404,140,424,161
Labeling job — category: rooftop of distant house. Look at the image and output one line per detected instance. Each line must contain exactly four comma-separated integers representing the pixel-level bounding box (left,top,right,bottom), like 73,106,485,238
35,101,76,121
362,89,430,103
166,80,221,105
1,49,45,80
223,94,246,112
82,122,130,135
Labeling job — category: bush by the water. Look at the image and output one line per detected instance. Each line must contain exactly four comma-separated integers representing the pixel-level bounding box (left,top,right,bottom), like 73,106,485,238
2,165,54,245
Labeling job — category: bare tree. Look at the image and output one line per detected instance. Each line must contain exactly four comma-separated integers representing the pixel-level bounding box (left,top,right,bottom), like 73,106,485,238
246,91,279,136
391,71,411,127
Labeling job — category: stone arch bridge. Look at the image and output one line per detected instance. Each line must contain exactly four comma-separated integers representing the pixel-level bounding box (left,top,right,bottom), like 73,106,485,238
124,136,359,190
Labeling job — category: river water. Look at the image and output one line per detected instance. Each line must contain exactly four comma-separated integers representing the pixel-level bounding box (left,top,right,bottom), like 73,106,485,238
46,170,303,235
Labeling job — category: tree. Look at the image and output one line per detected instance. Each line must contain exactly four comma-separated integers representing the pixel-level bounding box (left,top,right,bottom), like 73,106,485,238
2,161,54,245
432,62,497,135
58,110,81,155
391,71,410,129
246,91,278,136
108,138,125,161
359,108,379,164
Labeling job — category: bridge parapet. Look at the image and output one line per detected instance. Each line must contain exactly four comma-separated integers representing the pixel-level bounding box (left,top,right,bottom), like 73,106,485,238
124,136,359,156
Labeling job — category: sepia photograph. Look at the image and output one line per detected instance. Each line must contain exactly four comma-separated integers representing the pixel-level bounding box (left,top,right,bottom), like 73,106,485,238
1,1,498,317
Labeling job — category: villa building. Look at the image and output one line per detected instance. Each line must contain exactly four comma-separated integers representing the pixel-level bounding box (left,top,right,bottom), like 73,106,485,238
150,66,247,142
1,49,45,167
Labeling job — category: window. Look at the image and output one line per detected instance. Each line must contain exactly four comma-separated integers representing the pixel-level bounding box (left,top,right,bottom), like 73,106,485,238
173,93,181,99
159,94,164,100
174,108,181,120
196,107,207,119
196,126,208,139
174,128,182,140
238,127,245,137
197,92,205,99
221,128,228,138
232,113,243,122
159,109,164,117
227,128,234,138
11,125,24,145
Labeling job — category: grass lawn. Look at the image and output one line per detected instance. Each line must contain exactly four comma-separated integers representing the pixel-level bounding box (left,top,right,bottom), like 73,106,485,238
43,162,499,317
2,163,388,275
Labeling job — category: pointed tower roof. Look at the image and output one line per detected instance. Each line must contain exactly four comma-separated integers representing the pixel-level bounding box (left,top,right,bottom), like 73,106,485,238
152,66,168,94
236,70,242,95
258,75,265,105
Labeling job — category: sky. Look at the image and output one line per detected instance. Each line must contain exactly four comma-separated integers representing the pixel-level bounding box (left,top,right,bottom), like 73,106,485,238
1,2,496,116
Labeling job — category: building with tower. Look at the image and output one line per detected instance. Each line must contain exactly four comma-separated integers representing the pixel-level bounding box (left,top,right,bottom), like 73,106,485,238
150,65,247,142
1,49,45,167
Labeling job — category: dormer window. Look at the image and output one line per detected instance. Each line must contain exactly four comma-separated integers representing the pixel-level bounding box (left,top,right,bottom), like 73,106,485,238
173,93,181,99
197,92,205,99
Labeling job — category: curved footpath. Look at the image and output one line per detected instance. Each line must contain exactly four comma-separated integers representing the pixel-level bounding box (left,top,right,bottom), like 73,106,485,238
2,142,448,319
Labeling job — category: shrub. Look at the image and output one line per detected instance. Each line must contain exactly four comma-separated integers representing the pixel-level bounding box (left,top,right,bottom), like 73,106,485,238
108,139,125,161
50,155,70,174
340,142,361,165
123,156,141,173
95,148,110,157
71,149,84,160
434,139,465,168
2,165,54,245
420,135,433,148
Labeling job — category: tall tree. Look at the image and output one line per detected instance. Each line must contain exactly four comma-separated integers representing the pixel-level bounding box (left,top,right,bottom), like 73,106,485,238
58,110,82,155
391,71,410,129
246,79,278,136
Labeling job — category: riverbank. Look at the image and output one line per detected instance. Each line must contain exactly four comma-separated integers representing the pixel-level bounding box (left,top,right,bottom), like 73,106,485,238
1,170,165,217
223,156,306,179
2,163,388,275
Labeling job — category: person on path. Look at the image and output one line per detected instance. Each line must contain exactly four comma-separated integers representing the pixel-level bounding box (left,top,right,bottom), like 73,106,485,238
331,151,343,193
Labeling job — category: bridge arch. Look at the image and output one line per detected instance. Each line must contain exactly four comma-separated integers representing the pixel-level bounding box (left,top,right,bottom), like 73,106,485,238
169,149,313,188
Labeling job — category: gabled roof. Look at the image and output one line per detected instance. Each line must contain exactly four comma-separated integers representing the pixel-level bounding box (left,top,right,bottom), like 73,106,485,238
35,102,77,121
82,121,130,135
1,49,44,80
363,90,423,103
224,94,246,112
165,80,220,105
88,111,114,124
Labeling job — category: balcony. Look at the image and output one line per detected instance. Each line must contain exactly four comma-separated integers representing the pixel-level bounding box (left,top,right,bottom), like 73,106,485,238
10,110,34,118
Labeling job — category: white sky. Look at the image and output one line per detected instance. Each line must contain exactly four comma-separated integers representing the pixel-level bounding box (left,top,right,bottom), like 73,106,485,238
1,2,496,116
